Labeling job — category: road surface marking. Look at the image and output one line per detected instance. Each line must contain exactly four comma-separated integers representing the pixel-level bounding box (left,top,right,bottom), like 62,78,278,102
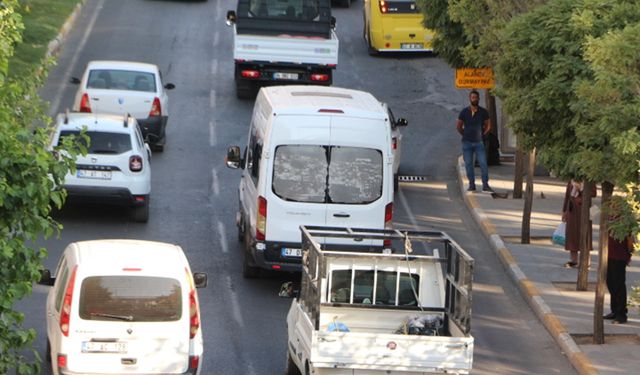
217,221,229,253
211,167,220,195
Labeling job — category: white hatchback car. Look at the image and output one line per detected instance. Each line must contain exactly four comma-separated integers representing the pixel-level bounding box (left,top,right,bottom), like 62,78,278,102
39,239,207,375
50,112,151,222
71,60,175,151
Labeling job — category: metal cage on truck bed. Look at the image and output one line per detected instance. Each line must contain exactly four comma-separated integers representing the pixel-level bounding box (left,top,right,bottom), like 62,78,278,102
298,226,474,336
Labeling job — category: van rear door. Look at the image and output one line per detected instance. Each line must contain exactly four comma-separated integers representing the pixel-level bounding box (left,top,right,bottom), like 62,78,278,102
324,116,389,240
67,274,191,374
267,116,332,252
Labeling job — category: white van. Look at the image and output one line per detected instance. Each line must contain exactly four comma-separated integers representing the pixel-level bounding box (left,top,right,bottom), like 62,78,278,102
226,85,405,278
39,240,207,375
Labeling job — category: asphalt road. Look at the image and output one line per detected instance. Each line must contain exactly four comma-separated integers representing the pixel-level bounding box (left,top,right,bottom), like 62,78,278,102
19,0,577,374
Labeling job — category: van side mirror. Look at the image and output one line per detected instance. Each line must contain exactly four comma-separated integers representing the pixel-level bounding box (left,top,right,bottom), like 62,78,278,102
193,272,208,288
70,77,81,85
278,282,299,298
164,83,175,90
396,118,408,127
330,16,336,29
226,146,243,169
38,269,55,286
226,10,236,26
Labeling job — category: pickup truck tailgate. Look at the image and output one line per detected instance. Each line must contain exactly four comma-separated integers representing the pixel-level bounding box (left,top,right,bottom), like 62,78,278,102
311,331,473,373
233,31,338,66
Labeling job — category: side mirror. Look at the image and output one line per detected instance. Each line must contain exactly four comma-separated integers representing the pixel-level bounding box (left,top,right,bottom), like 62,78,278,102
396,118,408,127
226,146,243,169
278,282,299,298
164,83,175,90
330,16,336,29
193,272,208,288
70,77,81,85
38,269,55,286
226,10,236,26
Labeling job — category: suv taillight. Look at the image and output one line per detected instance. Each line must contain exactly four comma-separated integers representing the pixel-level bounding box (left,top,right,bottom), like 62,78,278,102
189,289,200,339
79,93,91,113
379,0,388,13
149,97,162,117
129,155,143,172
60,266,78,337
257,196,267,241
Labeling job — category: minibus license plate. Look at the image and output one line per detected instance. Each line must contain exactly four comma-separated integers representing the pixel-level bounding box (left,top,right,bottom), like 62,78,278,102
401,43,423,49
77,169,112,180
82,341,127,353
273,72,299,80
281,248,302,257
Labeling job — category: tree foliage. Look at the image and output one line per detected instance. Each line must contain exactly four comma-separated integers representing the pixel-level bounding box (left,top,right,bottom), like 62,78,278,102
418,0,466,67
0,0,82,372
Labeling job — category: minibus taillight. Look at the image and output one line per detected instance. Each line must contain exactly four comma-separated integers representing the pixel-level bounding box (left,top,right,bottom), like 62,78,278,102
189,288,200,339
379,0,388,13
57,354,68,371
384,203,393,247
60,266,78,337
257,196,267,241
149,97,162,117
79,93,91,113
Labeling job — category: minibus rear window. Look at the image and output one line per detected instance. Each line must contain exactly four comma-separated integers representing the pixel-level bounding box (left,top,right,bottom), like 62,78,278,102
79,276,182,322
272,145,383,204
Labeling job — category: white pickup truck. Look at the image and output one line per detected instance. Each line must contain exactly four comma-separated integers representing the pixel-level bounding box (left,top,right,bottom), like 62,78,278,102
226,0,338,98
284,226,474,375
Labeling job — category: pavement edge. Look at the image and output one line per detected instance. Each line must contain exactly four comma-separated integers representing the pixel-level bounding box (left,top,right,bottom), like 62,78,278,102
46,0,87,59
456,156,599,375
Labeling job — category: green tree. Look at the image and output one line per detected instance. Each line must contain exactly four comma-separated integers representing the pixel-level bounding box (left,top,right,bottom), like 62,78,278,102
0,0,82,372
418,0,466,67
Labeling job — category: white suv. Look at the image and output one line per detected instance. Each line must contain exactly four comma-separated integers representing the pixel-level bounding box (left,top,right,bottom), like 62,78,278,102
50,112,152,222
39,239,207,375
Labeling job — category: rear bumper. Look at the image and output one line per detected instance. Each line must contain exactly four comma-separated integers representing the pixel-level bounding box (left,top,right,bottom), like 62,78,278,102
138,115,168,144
251,240,303,273
235,62,333,86
64,186,148,207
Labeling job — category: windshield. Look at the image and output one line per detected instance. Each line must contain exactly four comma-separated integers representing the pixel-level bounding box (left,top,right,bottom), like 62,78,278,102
59,130,132,154
272,145,383,204
79,276,182,322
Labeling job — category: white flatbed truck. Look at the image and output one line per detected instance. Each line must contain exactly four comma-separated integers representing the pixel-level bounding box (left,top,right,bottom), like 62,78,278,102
284,226,474,375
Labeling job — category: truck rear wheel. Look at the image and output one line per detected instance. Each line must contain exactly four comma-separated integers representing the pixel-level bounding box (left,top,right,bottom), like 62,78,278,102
285,350,301,375
339,0,351,7
236,79,257,99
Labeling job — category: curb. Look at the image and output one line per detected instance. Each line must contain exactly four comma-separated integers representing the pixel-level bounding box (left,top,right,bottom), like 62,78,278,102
456,157,599,375
45,0,86,59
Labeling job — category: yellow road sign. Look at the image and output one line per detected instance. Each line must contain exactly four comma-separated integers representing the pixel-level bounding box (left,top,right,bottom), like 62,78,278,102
455,68,495,89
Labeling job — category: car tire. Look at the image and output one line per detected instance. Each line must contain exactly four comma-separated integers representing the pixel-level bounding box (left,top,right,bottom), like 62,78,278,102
131,198,149,223
46,339,51,363
238,213,245,243
394,173,399,192
242,229,260,278
236,79,257,99
285,350,301,375
366,31,377,56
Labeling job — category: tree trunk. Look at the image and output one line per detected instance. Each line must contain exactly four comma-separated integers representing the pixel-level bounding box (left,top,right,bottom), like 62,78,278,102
593,181,613,344
576,181,594,291
513,141,525,199
521,149,536,244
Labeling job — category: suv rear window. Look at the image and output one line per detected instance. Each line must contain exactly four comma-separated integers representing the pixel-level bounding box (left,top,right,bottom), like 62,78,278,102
59,130,132,154
272,145,382,204
79,276,182,322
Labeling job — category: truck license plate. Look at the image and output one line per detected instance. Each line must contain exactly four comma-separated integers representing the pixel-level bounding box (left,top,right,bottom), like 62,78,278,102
273,72,299,80
401,43,423,50
281,248,302,257
77,169,112,180
82,341,128,353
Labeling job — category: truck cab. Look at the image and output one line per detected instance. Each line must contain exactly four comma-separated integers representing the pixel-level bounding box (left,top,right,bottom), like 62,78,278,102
285,226,475,374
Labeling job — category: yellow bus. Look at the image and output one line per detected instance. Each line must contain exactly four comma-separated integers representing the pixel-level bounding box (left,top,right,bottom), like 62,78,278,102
363,0,435,54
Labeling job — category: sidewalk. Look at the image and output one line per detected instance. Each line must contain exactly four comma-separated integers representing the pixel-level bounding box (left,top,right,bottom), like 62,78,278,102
457,158,640,375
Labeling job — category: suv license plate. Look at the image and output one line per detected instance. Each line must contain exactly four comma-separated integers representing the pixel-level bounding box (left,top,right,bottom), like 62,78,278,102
273,72,299,80
77,169,112,180
82,341,127,353
281,248,302,257
401,43,423,49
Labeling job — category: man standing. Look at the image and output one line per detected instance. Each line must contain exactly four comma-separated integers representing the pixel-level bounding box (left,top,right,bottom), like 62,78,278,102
457,90,493,192
604,227,633,324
